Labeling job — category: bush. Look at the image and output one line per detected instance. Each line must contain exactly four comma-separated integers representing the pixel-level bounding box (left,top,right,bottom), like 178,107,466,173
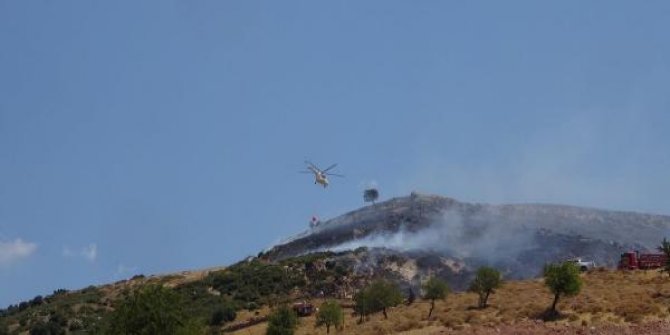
266,305,298,335
246,302,259,311
68,319,83,332
468,266,503,308
30,295,44,307
49,311,69,328
52,289,68,296
658,237,670,276
29,320,64,335
210,304,236,326
105,284,203,335
407,287,416,305
207,260,305,306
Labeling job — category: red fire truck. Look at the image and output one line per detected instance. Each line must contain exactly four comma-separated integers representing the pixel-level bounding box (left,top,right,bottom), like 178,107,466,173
618,251,668,270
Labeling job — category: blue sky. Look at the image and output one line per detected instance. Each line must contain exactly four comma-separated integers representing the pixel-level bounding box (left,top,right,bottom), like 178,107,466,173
1,1,670,306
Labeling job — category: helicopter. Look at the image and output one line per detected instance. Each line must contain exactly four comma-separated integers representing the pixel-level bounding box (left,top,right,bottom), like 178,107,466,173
300,161,344,188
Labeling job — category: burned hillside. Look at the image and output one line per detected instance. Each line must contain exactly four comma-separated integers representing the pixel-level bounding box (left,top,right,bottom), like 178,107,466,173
266,193,670,289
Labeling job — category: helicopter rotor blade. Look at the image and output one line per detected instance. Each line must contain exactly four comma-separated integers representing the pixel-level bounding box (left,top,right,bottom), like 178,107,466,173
323,163,338,172
305,160,320,171
325,173,344,177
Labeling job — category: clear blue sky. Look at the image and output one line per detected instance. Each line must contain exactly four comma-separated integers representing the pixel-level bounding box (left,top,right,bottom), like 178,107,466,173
1,1,670,306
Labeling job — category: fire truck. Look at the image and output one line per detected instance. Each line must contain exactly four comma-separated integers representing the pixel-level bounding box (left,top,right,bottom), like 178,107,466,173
618,251,668,270
292,301,316,317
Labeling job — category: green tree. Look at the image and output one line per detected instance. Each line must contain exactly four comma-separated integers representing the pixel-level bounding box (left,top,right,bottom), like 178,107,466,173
354,280,403,321
407,287,416,305
105,284,203,335
266,305,298,335
658,237,670,276
373,280,403,319
29,320,64,335
363,189,379,205
210,303,236,326
543,262,582,316
468,267,503,308
422,277,450,318
316,300,343,334
353,289,371,323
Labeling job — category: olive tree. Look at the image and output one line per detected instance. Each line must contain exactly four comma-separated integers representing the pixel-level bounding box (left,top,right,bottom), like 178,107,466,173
468,266,502,308
315,300,343,334
422,277,450,318
543,262,582,317
354,280,403,321
658,237,670,277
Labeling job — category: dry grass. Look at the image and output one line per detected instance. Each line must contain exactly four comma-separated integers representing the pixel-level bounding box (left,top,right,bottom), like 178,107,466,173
229,269,670,335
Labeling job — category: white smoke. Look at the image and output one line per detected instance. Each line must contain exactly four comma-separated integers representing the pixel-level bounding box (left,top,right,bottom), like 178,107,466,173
321,207,537,263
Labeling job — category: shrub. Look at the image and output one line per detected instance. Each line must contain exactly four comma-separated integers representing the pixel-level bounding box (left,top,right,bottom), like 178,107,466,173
68,319,83,332
407,287,416,305
30,295,44,307
29,320,64,335
105,284,203,335
266,305,298,335
246,302,259,311
210,304,236,326
658,237,670,276
207,260,305,306
49,311,68,328
52,289,68,296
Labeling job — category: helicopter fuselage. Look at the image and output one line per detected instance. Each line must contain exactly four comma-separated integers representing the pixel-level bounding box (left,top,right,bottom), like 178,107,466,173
304,161,339,188
314,172,329,187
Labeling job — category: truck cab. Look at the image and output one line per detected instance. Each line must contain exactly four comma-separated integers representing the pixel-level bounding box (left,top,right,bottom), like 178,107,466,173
567,258,596,271
619,252,638,270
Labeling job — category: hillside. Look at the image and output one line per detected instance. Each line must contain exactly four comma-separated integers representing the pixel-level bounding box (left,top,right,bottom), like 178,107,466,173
5,264,670,334
267,194,670,288
2,194,670,334
228,269,670,335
